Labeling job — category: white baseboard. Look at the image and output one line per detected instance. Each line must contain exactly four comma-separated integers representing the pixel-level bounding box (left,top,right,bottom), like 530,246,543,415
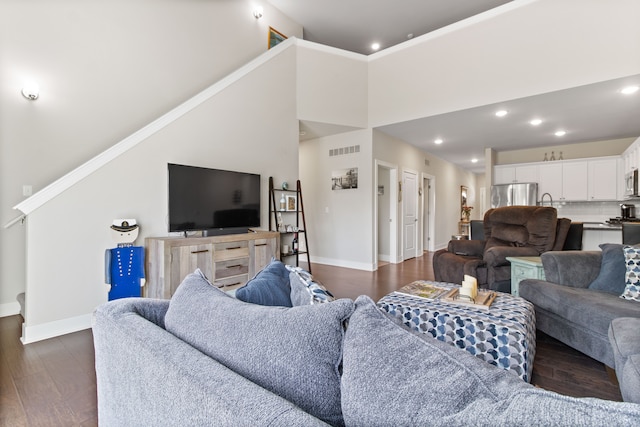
310,256,376,272
378,254,391,263
21,313,93,344
0,302,20,318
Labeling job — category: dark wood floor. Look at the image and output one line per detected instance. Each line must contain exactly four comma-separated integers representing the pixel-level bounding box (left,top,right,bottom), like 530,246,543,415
0,315,97,426
0,252,621,426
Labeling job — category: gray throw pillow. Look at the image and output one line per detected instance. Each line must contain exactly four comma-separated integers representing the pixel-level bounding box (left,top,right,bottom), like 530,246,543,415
165,269,353,426
588,243,626,294
341,295,640,426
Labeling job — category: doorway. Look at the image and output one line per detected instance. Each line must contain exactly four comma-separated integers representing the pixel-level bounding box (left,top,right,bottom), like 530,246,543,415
421,173,436,252
375,160,398,267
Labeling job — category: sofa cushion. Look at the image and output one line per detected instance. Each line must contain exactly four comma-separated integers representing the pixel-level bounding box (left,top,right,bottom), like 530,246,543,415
235,258,292,307
609,317,640,404
588,243,626,294
287,266,335,306
341,295,640,426
520,280,640,339
93,298,330,427
164,269,353,426
621,246,640,302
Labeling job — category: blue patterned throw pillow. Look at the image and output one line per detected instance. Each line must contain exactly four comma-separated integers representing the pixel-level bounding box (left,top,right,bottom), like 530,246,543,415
286,265,335,306
621,245,640,302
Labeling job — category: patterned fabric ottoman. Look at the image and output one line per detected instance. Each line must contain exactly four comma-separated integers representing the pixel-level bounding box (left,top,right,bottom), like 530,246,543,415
377,282,536,382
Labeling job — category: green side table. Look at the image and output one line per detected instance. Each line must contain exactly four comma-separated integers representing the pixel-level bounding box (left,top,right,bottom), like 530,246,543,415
506,256,545,297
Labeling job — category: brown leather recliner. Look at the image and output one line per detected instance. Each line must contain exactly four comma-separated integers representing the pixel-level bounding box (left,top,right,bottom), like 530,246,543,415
433,206,569,293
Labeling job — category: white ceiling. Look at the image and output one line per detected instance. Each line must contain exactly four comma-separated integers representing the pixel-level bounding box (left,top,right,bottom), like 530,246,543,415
268,0,640,173
379,75,640,172
267,0,512,55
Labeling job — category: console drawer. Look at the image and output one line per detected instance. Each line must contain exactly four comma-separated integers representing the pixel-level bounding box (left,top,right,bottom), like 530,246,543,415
214,257,249,280
214,241,249,262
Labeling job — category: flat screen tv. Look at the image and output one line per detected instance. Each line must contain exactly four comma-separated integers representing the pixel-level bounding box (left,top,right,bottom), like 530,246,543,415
168,163,260,235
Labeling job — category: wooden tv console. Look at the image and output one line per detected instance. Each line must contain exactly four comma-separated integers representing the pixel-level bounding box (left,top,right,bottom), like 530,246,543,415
145,231,279,299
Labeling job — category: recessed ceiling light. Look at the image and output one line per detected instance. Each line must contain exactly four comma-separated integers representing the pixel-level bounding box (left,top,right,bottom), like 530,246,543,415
371,42,380,51
530,118,543,126
621,85,639,95
555,130,566,137
434,138,443,145
471,158,478,163
495,110,508,117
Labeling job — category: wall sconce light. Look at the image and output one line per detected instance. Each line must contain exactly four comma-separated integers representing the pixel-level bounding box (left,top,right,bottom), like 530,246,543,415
22,81,40,100
253,6,263,19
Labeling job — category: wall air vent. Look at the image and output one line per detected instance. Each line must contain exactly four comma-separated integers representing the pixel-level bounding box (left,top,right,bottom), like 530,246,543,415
329,145,360,157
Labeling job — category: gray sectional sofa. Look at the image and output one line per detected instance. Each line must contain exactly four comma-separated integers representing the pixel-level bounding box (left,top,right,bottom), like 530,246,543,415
519,248,640,368
519,247,640,403
93,269,640,426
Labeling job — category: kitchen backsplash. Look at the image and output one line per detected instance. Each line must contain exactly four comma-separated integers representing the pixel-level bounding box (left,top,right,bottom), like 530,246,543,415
545,200,636,223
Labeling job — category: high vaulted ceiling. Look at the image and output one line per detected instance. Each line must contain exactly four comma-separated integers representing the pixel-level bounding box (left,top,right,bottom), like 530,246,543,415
266,0,512,55
268,0,640,173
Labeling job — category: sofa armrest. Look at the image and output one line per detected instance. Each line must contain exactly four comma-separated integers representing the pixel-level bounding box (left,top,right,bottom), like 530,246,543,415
447,239,485,257
609,317,640,404
540,251,601,288
484,246,539,267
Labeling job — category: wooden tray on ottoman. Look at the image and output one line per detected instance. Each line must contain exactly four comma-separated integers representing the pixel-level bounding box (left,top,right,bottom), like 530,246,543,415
440,288,497,310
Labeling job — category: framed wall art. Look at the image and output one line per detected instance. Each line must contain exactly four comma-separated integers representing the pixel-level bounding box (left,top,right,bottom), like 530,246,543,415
268,27,287,49
286,195,297,211
332,168,358,190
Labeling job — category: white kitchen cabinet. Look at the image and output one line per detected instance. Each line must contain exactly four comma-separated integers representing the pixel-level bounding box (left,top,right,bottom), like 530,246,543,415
494,164,538,185
537,163,563,201
496,156,622,202
622,137,640,173
561,161,588,201
588,158,618,200
583,228,622,250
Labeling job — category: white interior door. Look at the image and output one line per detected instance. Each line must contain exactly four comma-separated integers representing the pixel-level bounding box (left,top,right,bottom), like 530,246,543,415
403,170,417,260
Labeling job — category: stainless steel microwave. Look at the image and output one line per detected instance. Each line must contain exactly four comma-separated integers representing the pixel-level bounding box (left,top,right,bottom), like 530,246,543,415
626,169,639,197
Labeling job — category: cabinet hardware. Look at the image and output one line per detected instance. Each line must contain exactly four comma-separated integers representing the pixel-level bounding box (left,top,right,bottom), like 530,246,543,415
226,264,242,269
217,282,241,287
191,249,210,254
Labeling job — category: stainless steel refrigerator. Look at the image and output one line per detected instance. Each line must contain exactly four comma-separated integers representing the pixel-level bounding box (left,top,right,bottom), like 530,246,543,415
490,183,538,208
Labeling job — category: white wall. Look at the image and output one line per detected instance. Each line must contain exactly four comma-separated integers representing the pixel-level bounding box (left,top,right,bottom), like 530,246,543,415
373,131,478,251
22,46,299,342
296,43,368,128
368,0,640,127
299,130,374,270
0,0,302,315
495,137,634,165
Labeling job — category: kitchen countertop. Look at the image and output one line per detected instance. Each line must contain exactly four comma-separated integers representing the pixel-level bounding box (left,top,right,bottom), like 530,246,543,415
582,222,622,230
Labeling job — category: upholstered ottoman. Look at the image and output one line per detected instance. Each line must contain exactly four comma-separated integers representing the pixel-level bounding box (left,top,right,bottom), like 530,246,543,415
378,282,536,382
